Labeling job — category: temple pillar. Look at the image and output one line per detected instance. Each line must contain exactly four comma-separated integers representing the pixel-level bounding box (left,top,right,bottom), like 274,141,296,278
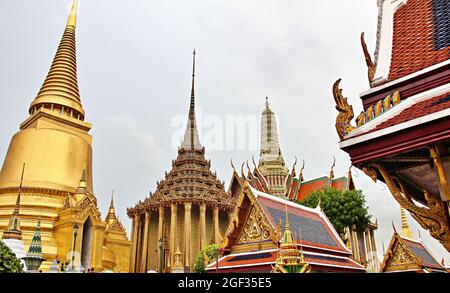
170,203,177,270
213,206,220,244
200,202,206,250
157,206,164,272
135,215,143,272
184,202,192,270
140,210,150,273
130,214,140,272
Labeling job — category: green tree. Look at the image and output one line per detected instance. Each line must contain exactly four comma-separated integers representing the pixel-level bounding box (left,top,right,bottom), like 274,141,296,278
193,244,220,273
297,188,371,235
0,240,24,273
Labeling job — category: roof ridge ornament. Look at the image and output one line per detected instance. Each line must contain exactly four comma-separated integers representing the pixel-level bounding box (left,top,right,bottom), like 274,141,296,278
332,79,356,140
361,32,375,86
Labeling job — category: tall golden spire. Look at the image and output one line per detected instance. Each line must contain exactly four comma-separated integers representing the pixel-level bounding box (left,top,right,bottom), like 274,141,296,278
400,206,413,238
2,163,25,240
29,0,85,120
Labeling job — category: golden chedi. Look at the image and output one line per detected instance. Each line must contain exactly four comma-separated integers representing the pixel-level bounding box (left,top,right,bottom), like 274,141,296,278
127,51,236,273
0,0,130,272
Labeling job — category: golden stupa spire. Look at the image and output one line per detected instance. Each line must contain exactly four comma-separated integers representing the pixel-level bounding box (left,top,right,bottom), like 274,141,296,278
2,163,25,240
29,0,85,120
106,191,117,223
400,206,413,238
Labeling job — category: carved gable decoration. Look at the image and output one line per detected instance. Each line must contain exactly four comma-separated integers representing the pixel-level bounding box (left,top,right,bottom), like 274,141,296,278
109,220,126,233
79,197,92,210
387,242,419,268
237,206,271,244
382,234,422,272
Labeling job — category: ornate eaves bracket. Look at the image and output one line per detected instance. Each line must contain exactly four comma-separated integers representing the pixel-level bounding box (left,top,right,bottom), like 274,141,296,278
366,163,450,252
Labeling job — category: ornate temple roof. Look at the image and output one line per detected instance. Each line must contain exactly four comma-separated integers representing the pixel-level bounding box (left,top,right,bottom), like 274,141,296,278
380,207,446,272
209,180,365,272
252,188,350,253
243,156,354,201
381,229,446,272
128,52,234,215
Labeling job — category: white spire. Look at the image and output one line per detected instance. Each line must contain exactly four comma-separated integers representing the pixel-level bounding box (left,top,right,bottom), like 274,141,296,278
259,96,283,164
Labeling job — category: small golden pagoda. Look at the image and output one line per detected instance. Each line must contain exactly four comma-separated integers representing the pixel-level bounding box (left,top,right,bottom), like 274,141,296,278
0,0,130,272
272,206,310,273
127,51,236,273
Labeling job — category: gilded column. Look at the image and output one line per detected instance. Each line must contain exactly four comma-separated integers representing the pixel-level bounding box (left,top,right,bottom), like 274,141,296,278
184,202,192,269
200,202,206,250
130,214,140,272
129,216,136,272
157,206,164,272
170,203,177,270
140,210,150,272
213,206,220,244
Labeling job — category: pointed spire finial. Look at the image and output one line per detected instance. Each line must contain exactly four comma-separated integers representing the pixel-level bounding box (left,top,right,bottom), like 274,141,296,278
13,163,26,217
299,159,305,182
400,206,413,238
67,0,78,27
106,190,117,222
329,156,336,180
265,96,270,108
191,49,196,110
181,50,202,150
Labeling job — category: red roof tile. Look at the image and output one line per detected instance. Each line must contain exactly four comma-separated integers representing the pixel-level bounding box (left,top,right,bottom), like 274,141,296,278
296,178,328,201
256,195,349,253
331,178,347,192
388,0,450,81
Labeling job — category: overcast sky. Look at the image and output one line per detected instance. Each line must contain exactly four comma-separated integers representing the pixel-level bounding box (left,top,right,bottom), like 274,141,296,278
0,0,448,263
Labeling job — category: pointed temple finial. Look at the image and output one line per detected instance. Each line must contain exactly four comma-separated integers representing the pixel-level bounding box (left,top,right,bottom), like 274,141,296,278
106,191,117,223
299,159,305,182
191,49,196,110
400,206,413,238
283,202,294,243
67,0,78,27
2,163,26,240
265,96,270,108
29,0,84,120
329,156,336,180
181,50,202,150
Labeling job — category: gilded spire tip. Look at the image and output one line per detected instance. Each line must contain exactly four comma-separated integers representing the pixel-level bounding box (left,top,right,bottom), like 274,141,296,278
67,0,78,27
